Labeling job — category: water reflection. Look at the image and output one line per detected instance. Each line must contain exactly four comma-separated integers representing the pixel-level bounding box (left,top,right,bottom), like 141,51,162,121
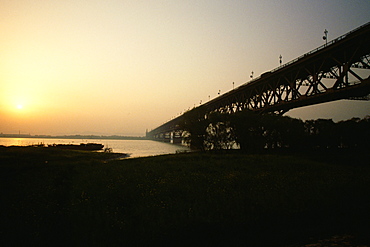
0,138,190,158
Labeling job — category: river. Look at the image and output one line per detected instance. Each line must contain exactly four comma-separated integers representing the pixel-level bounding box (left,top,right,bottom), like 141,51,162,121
0,137,190,158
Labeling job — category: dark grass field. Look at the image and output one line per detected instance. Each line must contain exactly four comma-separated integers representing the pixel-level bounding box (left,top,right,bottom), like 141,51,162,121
1,146,369,246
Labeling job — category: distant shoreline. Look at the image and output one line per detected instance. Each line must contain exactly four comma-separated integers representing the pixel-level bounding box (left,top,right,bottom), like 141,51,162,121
0,134,146,140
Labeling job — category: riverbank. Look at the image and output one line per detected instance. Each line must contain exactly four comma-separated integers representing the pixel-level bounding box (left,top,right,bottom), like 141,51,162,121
1,147,369,246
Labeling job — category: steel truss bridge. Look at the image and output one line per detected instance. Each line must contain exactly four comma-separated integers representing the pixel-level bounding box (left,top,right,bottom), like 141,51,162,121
147,22,370,142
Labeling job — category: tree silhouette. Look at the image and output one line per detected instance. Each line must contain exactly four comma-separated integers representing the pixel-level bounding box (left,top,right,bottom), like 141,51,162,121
231,110,265,152
337,116,370,149
179,105,368,153
179,108,209,151
304,119,337,149
204,112,235,150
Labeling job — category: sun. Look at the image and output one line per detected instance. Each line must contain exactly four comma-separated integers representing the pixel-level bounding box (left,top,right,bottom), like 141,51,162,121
4,92,41,115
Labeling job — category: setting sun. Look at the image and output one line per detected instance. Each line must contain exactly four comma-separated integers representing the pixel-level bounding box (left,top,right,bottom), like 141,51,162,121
17,104,23,109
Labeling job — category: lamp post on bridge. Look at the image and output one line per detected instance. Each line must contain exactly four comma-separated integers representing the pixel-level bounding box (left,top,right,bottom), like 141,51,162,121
279,54,282,66
323,29,328,45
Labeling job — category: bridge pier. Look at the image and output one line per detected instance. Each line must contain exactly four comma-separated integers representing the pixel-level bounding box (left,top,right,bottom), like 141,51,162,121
149,130,184,144
171,131,183,144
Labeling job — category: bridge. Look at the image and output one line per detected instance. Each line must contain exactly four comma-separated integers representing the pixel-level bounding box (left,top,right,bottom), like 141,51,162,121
147,22,370,143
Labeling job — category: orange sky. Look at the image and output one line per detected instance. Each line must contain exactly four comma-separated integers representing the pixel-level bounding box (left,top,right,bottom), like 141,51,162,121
1,0,369,136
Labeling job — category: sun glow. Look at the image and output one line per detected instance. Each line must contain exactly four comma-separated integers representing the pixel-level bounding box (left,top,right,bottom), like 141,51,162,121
1,93,36,115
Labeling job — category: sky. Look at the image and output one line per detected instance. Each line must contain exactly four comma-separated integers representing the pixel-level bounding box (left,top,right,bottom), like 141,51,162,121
1,0,369,136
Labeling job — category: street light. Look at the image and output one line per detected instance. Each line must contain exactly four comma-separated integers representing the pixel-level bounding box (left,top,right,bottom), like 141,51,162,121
232,81,235,90
279,54,282,66
323,29,328,45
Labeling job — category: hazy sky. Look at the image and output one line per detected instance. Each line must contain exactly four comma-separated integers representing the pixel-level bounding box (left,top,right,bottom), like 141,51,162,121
1,0,369,136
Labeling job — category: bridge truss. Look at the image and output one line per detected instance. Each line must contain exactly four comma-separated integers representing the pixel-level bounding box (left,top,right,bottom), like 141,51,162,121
205,23,370,115
148,22,370,140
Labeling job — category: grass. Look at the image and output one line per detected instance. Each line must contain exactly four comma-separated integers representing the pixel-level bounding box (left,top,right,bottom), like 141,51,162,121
0,146,369,246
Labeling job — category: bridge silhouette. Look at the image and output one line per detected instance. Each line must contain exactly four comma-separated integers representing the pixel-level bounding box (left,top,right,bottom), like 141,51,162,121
147,22,370,143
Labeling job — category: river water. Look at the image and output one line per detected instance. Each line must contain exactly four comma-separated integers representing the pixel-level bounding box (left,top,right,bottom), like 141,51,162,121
0,138,190,158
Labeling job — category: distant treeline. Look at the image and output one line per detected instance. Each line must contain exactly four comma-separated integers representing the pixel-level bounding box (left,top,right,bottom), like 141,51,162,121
0,134,146,140
180,109,370,152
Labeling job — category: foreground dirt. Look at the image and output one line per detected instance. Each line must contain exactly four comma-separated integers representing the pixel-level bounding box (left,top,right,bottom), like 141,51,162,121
288,235,368,247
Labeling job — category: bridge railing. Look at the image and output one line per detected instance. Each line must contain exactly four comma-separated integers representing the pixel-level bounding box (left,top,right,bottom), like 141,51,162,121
272,22,370,74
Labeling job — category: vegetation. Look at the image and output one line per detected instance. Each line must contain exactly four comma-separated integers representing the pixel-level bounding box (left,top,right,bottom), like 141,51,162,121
1,146,369,246
180,109,370,152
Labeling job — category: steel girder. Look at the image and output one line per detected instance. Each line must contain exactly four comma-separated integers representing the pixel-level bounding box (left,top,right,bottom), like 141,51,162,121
148,22,370,138
201,22,370,115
